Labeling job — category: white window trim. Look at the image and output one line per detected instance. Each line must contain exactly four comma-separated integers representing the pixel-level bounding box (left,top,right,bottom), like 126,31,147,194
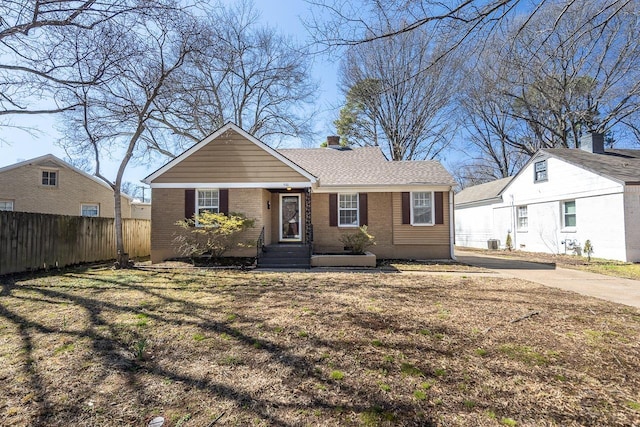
561,200,577,232
0,200,14,211
338,193,359,227
80,203,99,217
517,205,528,232
411,191,435,226
41,169,58,186
195,189,220,226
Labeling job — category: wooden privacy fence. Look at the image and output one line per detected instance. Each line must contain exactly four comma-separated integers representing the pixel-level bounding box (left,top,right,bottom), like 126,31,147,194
0,211,151,275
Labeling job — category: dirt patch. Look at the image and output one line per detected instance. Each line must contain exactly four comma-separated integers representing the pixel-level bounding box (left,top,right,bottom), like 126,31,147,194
0,269,639,426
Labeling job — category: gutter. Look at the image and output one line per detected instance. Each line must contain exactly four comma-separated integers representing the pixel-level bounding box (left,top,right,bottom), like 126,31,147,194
449,189,456,260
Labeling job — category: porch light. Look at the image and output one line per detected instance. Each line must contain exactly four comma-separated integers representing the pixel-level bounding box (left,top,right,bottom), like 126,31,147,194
286,187,292,191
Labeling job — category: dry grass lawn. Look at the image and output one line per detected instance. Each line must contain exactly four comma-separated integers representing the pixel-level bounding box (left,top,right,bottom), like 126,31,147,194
459,247,640,280
1,267,639,426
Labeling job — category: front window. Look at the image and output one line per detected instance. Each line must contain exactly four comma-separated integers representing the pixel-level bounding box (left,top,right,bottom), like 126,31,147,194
563,201,576,229
338,193,359,227
197,189,219,216
42,170,57,186
0,200,13,211
517,205,528,231
412,191,433,225
534,160,547,182
81,204,99,217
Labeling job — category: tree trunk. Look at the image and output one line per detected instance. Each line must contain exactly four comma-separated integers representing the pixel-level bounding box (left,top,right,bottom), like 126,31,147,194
113,187,129,268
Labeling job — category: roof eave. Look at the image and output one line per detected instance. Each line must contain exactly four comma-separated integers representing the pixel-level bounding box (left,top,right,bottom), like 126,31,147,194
455,196,503,209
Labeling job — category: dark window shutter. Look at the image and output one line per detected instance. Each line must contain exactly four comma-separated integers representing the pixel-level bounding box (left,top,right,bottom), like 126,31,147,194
435,191,444,224
359,193,368,226
329,193,337,226
185,189,195,219
219,189,229,214
401,192,411,224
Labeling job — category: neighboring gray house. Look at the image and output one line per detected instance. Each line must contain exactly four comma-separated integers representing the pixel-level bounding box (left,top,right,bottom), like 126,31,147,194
455,133,640,262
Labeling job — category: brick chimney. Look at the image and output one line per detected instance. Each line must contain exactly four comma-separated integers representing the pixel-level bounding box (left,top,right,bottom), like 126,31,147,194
326,135,340,147
580,132,604,154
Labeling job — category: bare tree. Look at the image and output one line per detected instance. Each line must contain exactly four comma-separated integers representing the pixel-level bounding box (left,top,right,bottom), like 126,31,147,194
150,0,318,145
335,24,457,160
58,7,201,266
454,0,640,185
305,0,632,54
0,0,168,121
500,1,640,150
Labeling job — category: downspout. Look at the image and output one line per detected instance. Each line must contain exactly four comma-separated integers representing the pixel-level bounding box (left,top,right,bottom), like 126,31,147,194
450,189,456,260
510,194,516,249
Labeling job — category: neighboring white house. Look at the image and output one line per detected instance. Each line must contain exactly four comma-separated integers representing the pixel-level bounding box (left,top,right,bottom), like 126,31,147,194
455,133,640,262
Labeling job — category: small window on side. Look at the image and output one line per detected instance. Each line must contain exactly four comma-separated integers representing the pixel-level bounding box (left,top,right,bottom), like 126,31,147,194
42,170,58,186
0,200,14,211
534,160,547,182
562,200,576,229
517,205,528,231
81,204,99,217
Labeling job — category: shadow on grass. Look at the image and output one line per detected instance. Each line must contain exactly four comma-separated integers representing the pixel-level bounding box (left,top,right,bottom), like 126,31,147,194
0,270,441,426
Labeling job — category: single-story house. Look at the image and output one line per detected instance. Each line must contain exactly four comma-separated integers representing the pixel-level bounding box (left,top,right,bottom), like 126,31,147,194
143,122,457,265
455,133,640,262
0,154,147,218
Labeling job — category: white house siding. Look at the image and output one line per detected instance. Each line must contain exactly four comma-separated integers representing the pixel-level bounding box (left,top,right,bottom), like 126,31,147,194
624,185,640,262
455,203,496,248
456,154,633,261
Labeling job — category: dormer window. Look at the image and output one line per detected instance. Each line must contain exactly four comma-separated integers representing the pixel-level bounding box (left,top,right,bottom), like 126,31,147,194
534,160,547,182
42,170,57,186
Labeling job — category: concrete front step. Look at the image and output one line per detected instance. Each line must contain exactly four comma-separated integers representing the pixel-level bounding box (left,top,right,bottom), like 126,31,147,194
258,244,310,268
258,257,309,265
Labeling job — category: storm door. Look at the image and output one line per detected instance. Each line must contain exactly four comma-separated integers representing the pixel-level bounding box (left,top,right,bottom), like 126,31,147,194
279,194,302,242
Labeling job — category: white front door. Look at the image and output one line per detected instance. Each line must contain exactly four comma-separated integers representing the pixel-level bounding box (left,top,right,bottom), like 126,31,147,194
279,194,302,242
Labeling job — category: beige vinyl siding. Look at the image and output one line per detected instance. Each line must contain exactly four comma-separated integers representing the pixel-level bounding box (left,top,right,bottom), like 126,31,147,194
392,191,450,245
152,130,309,183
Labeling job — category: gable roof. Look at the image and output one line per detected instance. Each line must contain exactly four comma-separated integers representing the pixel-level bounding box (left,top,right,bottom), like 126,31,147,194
540,148,640,185
0,154,132,199
279,147,456,188
455,176,513,207
143,122,317,185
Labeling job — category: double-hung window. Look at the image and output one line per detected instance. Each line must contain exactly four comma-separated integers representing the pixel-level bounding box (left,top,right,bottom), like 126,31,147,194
517,206,528,231
0,200,13,211
42,170,57,186
197,189,219,216
338,193,359,227
412,191,433,225
562,200,576,229
534,160,547,182
81,204,99,217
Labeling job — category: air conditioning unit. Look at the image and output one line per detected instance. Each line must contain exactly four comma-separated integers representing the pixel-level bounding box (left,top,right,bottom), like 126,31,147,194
487,239,500,250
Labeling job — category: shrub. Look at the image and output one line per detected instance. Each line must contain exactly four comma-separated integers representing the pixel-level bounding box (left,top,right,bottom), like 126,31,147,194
173,211,255,259
583,239,594,262
340,225,376,254
505,232,513,251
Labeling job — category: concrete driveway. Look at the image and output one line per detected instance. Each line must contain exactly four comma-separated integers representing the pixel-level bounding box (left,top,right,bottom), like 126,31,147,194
456,250,640,309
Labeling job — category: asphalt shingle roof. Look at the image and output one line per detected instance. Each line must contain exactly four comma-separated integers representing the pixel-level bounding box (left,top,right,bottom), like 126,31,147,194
278,146,456,187
542,148,640,184
455,176,513,205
